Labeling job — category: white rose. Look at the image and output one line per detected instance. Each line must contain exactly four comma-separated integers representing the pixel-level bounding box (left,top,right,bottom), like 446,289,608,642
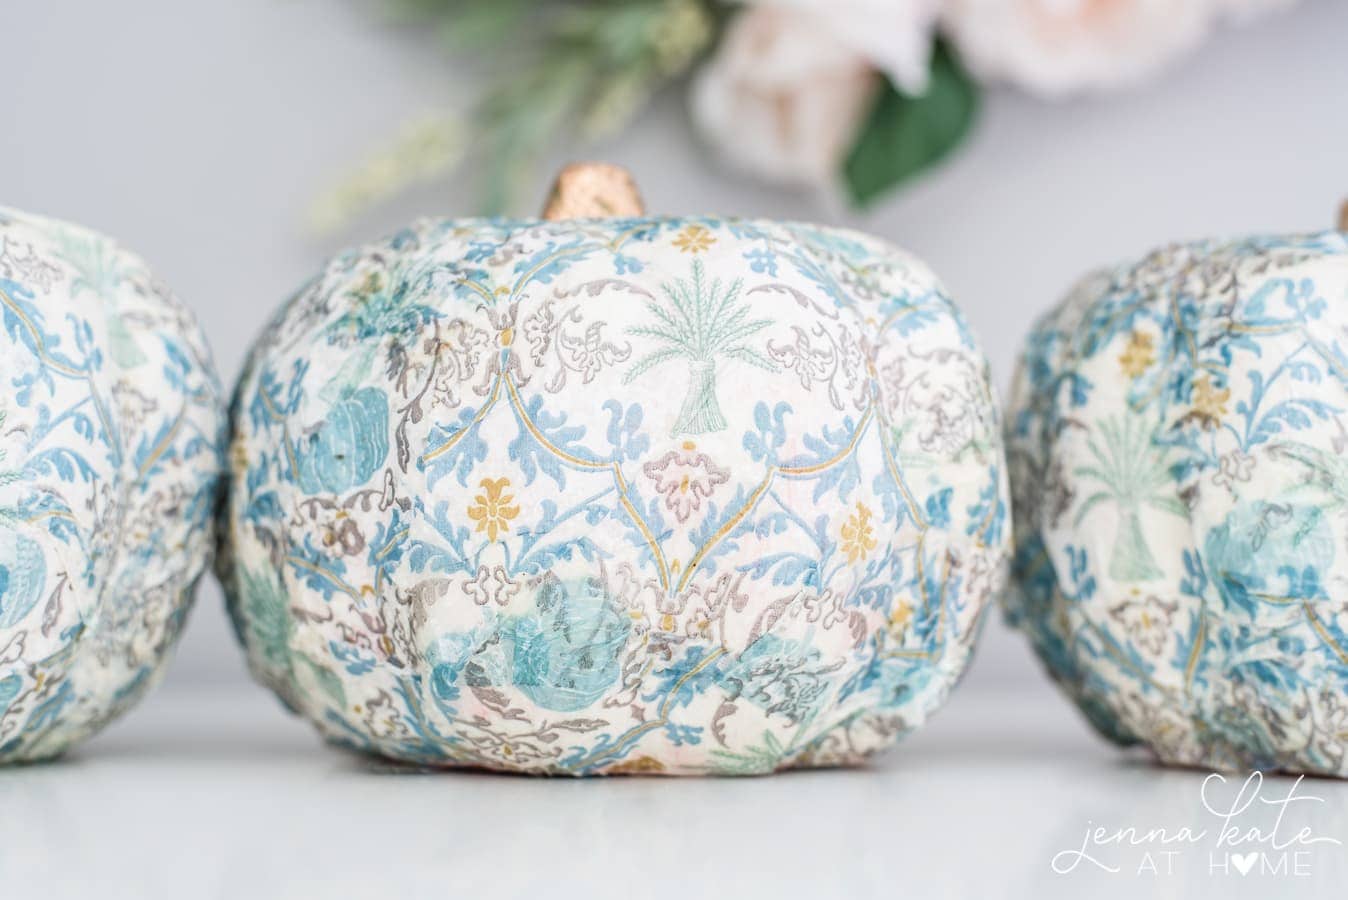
942,0,1211,97
942,0,1301,98
691,7,885,186
750,0,942,95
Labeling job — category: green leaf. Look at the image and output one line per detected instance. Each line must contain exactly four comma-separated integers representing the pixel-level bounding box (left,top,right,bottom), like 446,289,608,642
1146,496,1189,518
623,346,685,383
842,41,979,208
724,345,778,372
438,0,534,51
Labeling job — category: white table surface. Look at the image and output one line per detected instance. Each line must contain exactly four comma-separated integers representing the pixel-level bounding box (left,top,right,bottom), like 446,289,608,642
3,685,1344,900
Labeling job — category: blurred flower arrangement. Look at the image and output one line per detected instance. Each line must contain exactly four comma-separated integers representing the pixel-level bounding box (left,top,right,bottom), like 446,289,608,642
314,0,1297,228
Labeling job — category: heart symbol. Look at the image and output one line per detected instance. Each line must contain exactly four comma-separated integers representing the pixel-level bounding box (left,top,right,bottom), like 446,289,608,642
1232,852,1259,876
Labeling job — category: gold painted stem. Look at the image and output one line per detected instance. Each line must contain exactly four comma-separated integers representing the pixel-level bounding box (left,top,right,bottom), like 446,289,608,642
541,162,645,220
1339,199,1348,233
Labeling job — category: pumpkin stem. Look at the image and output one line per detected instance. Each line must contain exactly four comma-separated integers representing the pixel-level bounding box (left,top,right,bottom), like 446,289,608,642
1339,199,1348,233
542,163,645,220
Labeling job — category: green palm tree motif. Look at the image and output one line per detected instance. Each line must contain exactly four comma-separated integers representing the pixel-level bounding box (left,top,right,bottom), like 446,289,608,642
56,231,126,297
624,259,777,436
56,231,145,367
1074,415,1184,582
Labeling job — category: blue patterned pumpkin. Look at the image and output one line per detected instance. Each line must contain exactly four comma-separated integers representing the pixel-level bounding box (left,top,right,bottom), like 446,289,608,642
1007,225,1348,776
220,165,1009,774
0,206,224,762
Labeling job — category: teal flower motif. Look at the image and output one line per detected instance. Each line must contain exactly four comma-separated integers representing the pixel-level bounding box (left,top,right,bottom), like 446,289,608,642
297,386,390,494
431,578,630,714
0,529,44,629
719,633,835,724
499,577,628,712
426,626,493,704
1204,501,1334,626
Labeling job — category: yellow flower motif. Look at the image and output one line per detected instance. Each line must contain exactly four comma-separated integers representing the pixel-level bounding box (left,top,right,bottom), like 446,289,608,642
467,477,520,542
840,502,877,564
1191,375,1230,428
888,599,913,637
356,271,384,297
1118,330,1155,378
672,224,715,254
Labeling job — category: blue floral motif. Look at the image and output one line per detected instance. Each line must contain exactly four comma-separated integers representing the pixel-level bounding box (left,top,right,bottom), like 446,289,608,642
222,215,1008,774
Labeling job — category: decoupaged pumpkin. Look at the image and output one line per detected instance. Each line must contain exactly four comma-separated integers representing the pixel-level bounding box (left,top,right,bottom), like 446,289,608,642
219,164,1009,774
0,207,224,762
1007,212,1348,775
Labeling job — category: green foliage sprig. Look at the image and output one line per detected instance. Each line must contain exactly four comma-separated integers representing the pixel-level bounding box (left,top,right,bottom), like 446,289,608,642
316,0,719,228
317,1,979,228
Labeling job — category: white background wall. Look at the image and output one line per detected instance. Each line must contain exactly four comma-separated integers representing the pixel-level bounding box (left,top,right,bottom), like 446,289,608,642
4,0,1347,695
